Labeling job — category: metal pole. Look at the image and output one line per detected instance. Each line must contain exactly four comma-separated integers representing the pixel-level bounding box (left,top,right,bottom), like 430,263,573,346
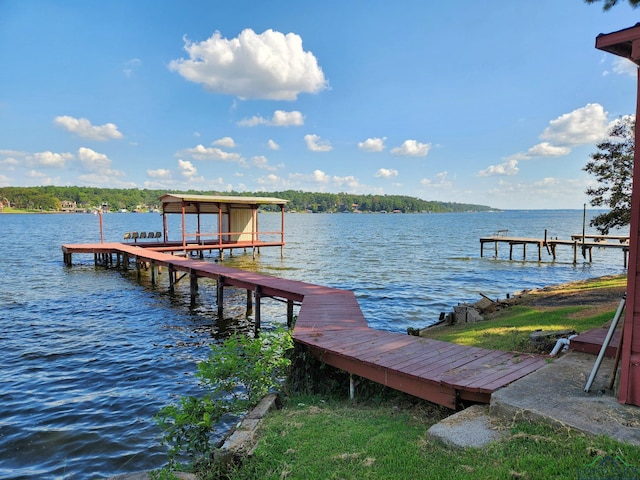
585,294,626,392
582,203,586,259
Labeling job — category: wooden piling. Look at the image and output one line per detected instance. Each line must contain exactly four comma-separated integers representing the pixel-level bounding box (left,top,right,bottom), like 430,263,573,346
254,285,262,335
287,299,294,328
246,289,253,316
217,276,225,319
190,268,198,304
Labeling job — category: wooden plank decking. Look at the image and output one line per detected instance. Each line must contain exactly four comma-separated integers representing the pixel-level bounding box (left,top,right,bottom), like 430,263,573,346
570,327,622,358
62,242,548,410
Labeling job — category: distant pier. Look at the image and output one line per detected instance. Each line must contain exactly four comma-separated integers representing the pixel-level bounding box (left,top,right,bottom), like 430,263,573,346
480,230,629,266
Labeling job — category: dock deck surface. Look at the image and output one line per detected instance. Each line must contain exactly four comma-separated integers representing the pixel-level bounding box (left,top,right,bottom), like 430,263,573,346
62,242,548,409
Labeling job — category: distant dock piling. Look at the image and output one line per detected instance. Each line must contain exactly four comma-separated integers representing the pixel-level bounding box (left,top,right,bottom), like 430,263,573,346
480,231,629,266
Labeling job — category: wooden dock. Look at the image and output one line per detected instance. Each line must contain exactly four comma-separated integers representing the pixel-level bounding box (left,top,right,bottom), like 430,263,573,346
62,242,548,410
480,231,629,266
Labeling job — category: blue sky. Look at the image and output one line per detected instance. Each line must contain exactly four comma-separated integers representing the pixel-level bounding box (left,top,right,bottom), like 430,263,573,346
0,1,637,209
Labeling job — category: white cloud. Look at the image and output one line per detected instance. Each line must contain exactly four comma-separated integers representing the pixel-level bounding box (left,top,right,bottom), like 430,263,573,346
272,110,304,126
237,116,266,127
539,103,609,146
267,139,280,150
169,28,327,100
252,155,278,171
238,110,304,127
178,159,198,179
30,151,74,168
77,147,125,177
179,144,244,163
375,168,398,178
212,136,236,148
391,139,431,157
613,57,638,77
359,137,386,152
256,173,289,189
147,168,172,179
304,134,332,152
525,142,571,158
478,158,519,177
420,171,452,189
54,116,123,141
0,149,26,157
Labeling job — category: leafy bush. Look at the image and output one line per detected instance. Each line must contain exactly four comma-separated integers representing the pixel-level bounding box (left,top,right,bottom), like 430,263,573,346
155,328,293,469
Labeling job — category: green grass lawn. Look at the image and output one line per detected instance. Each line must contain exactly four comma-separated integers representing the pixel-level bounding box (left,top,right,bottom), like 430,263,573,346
419,305,616,352
227,395,640,480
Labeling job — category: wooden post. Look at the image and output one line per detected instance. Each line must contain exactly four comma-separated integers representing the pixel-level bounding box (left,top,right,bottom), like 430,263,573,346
150,261,157,285
168,264,175,292
509,243,513,260
190,268,198,304
573,241,578,265
254,285,262,336
136,257,141,278
217,276,225,319
523,244,527,261
494,241,498,258
246,289,253,316
280,203,285,258
287,299,294,328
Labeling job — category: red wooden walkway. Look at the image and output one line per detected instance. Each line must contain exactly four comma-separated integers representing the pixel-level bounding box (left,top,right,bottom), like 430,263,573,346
62,242,548,409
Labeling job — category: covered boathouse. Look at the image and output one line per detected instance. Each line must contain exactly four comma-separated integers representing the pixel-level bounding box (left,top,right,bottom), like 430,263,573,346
157,193,288,259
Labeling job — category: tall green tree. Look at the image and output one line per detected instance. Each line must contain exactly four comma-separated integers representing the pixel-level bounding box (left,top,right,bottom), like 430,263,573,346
584,116,635,234
585,0,640,10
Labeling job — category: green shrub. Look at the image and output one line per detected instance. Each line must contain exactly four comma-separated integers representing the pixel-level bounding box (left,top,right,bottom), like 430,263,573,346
155,328,293,469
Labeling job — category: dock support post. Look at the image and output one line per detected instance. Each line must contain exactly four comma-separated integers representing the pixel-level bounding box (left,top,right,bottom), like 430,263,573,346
190,268,198,305
573,242,578,264
254,286,262,336
217,276,225,319
349,374,355,401
509,244,513,260
246,289,253,316
151,261,157,285
523,244,527,261
287,300,294,328
494,241,498,258
136,257,141,279
168,264,175,292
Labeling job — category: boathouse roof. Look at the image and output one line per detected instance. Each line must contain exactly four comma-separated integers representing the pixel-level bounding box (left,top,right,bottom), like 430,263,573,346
159,193,288,214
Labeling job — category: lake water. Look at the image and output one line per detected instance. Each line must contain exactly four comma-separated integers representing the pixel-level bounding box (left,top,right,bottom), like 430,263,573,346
0,210,629,478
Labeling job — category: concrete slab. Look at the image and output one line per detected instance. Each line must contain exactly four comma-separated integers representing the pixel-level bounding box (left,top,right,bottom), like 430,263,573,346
490,351,640,445
427,404,507,449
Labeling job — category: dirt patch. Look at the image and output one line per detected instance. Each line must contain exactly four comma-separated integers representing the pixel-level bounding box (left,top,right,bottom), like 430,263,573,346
511,276,626,320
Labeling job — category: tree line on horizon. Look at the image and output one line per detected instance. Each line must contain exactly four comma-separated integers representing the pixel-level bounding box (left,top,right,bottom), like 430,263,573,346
0,186,496,214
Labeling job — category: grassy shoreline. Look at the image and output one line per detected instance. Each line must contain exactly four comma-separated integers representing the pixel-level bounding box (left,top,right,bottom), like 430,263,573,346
220,274,637,480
